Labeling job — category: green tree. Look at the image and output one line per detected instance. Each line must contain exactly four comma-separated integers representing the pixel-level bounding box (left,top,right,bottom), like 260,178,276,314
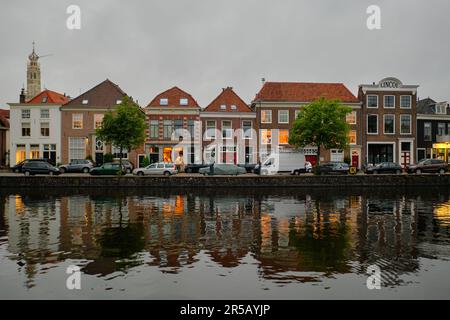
288,98,352,166
96,96,146,171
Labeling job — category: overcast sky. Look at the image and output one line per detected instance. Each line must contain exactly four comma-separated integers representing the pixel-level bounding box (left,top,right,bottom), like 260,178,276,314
1,0,449,109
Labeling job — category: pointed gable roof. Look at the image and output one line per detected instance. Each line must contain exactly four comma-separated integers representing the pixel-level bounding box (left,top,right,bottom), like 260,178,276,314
27,89,70,104
204,87,251,112
146,86,200,109
63,79,127,108
253,82,359,104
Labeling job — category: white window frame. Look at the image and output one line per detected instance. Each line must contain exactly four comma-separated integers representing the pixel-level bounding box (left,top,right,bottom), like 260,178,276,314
40,122,50,137
346,111,357,124
94,114,104,129
384,95,395,109
72,113,83,129
160,98,168,106
383,114,395,135
261,129,272,145
180,98,188,106
400,95,412,109
367,95,378,108
242,120,252,139
21,122,31,137
40,109,50,119
294,109,301,119
21,109,31,119
205,120,216,139
367,114,378,135
424,122,432,141
278,110,289,124
261,110,272,123
400,114,412,135
69,137,86,161
222,120,232,140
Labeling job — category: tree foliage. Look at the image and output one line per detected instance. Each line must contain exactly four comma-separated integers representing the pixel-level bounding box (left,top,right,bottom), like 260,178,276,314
96,96,146,169
288,98,352,165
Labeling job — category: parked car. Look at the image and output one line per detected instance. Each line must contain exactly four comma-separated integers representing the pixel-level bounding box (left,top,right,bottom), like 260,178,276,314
293,161,313,175
365,162,403,175
133,162,178,176
315,162,350,175
407,159,448,174
256,150,306,175
237,163,257,173
199,163,247,176
12,158,52,173
22,161,60,176
59,159,94,173
184,163,209,173
89,162,125,175
113,160,134,174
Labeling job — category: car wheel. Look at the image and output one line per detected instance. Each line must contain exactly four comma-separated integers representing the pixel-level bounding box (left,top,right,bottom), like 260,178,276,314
137,171,144,176
439,168,445,175
59,167,66,174
396,169,401,175
82,168,89,174
163,171,171,176
416,169,422,175
126,168,132,174
24,171,30,176
373,170,378,175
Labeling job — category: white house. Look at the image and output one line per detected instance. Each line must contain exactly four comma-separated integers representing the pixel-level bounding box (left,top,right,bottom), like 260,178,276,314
8,89,69,166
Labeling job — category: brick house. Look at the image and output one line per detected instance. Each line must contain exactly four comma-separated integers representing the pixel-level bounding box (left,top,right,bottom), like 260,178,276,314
251,81,362,167
60,79,144,166
358,77,418,167
201,87,256,164
144,86,201,164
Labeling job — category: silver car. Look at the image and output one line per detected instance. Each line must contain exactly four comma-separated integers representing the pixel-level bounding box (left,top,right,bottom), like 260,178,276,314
199,163,247,176
133,162,178,176
59,159,94,173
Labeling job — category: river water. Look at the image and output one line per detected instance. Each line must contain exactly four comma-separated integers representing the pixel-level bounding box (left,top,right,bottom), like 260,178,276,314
0,187,449,299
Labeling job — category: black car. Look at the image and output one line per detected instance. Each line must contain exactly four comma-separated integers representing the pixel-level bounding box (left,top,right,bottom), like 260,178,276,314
237,163,257,173
12,158,52,173
22,161,60,176
315,162,349,175
365,162,403,174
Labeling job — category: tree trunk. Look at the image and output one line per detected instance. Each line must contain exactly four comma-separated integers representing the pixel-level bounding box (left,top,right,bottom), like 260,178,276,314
316,144,321,166
119,146,123,174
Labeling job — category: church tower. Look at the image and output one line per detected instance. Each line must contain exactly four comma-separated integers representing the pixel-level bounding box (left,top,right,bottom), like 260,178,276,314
26,42,41,101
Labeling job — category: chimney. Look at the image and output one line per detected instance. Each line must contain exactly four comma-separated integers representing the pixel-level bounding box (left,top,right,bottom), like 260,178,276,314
20,88,26,103
262,78,266,84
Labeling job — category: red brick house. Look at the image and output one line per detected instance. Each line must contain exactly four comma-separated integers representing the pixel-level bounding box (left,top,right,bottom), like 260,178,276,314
251,81,362,167
144,87,201,164
201,87,256,164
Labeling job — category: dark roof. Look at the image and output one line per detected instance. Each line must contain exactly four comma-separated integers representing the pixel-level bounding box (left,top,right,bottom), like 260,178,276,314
204,87,252,112
253,81,359,103
62,79,127,108
417,98,450,115
146,86,200,108
27,90,70,104
0,109,10,119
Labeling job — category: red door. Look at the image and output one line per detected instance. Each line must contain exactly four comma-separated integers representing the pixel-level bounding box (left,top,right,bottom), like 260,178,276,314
352,154,359,167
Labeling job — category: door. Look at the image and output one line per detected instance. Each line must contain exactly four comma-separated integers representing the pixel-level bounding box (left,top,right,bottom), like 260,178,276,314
351,154,359,168
95,153,104,166
138,155,145,168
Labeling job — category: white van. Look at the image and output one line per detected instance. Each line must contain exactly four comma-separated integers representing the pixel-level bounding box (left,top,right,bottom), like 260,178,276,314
258,150,306,175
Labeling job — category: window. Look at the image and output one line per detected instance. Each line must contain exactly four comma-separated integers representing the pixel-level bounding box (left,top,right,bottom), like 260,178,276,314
42,96,48,103
40,122,50,137
436,102,448,114
150,120,159,139
330,149,344,162
112,146,128,159
187,120,195,138
15,144,26,164
438,123,446,136
400,115,411,134
278,110,289,124
22,109,30,119
72,113,83,129
231,105,237,111
40,109,49,118
261,110,272,123
69,137,85,161
180,98,188,106
160,98,168,105
383,114,395,134
348,130,357,145
278,130,289,144
424,122,432,141
43,144,56,164
220,104,226,110
174,119,183,140
346,111,356,124
242,120,252,139
94,114,104,129
384,95,395,108
29,144,40,159
95,137,104,151
400,95,411,109
222,120,232,139
367,115,378,134
116,100,122,105
206,120,216,139
367,95,378,108
21,122,31,137
163,120,173,139
82,99,88,105
294,109,301,119
261,129,272,145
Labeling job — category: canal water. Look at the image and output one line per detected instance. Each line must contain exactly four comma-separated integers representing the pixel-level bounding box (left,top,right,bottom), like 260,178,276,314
0,187,449,299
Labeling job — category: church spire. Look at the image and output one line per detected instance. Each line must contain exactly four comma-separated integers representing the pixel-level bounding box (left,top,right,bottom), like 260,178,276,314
26,41,41,101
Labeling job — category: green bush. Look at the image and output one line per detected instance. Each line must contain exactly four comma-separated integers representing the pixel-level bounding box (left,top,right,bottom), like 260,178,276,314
103,153,114,163
141,156,150,167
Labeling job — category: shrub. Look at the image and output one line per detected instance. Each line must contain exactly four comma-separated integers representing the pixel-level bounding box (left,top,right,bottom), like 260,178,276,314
103,153,114,163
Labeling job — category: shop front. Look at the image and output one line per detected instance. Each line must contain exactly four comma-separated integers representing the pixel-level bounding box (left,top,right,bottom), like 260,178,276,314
432,135,450,163
367,143,394,165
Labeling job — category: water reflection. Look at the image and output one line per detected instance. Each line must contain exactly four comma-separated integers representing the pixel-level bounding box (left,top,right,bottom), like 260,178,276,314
1,188,450,293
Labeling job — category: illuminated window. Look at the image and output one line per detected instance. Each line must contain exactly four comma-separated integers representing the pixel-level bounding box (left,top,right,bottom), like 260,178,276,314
15,144,26,164
72,113,83,129
278,130,289,144
261,110,272,123
94,114,104,129
261,129,272,145
346,111,356,124
348,130,357,145
29,144,39,159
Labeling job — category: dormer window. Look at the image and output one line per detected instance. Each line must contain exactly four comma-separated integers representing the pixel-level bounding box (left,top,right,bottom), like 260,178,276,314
42,96,48,103
116,100,122,105
180,98,188,106
231,105,237,111
435,102,448,115
160,98,168,106
82,99,88,105
220,104,226,110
